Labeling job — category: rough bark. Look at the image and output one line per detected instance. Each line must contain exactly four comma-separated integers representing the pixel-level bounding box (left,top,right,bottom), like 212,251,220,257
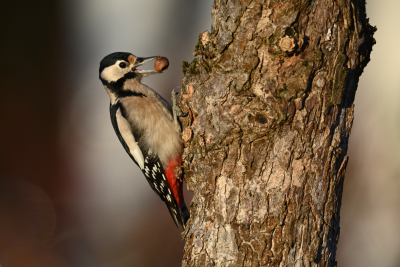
178,0,375,266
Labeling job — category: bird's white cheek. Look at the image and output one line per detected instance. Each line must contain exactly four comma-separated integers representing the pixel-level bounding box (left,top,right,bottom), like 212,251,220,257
101,65,124,82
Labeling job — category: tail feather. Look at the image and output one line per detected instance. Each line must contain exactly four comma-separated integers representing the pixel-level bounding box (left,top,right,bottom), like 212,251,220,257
165,200,190,229
166,204,181,228
179,201,190,227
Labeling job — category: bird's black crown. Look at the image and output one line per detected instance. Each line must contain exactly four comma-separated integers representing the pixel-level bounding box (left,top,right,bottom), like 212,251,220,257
99,52,132,74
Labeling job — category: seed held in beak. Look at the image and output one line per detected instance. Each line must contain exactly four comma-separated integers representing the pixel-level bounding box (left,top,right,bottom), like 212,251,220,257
154,57,169,72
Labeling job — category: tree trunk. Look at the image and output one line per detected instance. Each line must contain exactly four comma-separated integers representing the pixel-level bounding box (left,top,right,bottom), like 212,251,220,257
178,0,375,266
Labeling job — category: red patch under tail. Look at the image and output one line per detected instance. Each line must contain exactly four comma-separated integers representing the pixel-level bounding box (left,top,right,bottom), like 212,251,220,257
164,156,184,206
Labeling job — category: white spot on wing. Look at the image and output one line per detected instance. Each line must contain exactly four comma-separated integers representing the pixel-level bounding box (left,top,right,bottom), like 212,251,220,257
166,195,172,202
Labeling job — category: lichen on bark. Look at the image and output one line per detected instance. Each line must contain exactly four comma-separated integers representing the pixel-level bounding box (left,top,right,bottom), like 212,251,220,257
178,0,375,266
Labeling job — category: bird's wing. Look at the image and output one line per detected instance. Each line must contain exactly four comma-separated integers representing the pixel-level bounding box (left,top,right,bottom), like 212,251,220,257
110,102,144,169
110,102,185,228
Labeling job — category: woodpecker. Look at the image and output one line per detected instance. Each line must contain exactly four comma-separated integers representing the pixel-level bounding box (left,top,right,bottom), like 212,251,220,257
99,52,189,228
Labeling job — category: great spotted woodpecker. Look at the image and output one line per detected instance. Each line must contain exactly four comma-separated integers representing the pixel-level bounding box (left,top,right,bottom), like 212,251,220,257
99,52,189,228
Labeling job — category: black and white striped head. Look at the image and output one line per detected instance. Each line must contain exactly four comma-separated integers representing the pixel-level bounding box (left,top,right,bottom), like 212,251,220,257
99,52,159,84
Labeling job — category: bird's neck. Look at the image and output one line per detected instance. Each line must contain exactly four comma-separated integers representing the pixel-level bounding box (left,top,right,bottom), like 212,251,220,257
105,78,150,105
122,78,142,90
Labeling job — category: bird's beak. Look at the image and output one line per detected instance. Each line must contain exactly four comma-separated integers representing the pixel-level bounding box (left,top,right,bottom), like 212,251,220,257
131,56,160,76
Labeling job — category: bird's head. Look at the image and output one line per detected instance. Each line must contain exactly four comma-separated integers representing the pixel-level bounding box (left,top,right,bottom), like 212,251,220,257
99,52,160,84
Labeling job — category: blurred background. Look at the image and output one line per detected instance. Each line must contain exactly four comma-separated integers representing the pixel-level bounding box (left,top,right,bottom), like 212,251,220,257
0,1,398,266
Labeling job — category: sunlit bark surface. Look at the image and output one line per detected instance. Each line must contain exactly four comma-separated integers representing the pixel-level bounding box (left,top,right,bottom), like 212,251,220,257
179,0,375,266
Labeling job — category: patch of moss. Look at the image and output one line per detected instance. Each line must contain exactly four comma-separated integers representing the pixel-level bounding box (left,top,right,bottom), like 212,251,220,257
188,59,200,75
182,59,201,75
195,41,204,52
182,61,190,74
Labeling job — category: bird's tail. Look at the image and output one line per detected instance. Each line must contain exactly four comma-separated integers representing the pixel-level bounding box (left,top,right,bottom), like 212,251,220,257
179,201,190,228
166,200,190,229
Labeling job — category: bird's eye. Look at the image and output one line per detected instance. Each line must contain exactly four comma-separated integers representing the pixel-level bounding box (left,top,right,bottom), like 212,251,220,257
119,62,127,68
